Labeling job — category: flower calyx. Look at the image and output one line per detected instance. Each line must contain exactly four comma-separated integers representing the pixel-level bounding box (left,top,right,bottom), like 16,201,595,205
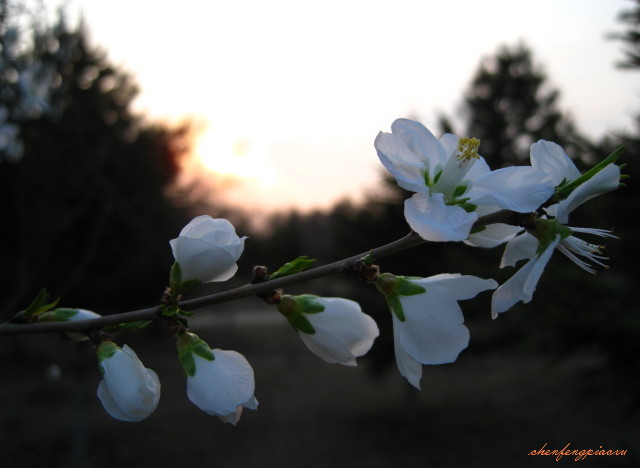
276,294,325,334
375,273,426,322
528,218,572,255
176,331,215,377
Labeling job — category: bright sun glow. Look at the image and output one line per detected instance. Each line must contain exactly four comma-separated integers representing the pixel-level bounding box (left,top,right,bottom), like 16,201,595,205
194,126,279,188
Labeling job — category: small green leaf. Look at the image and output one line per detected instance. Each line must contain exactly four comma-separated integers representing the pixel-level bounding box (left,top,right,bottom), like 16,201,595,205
96,341,119,373
386,295,406,322
170,262,183,293
393,277,426,297
175,331,214,376
276,295,320,334
37,308,78,322
22,289,61,320
470,224,486,234
360,251,376,266
179,349,196,376
553,145,623,203
191,341,215,361
452,184,468,198
432,170,442,185
296,295,326,314
290,314,315,334
423,169,431,186
269,256,317,280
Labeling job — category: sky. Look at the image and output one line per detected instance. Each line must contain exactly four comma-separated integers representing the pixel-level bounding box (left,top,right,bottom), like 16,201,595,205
65,0,638,214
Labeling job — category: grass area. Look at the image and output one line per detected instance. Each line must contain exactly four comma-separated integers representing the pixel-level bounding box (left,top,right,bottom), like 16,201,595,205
1,313,638,468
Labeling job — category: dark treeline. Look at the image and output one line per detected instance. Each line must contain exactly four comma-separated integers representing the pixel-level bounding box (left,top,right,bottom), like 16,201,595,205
0,4,195,315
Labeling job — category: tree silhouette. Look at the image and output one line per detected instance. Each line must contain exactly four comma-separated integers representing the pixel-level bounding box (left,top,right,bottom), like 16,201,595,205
0,8,191,317
462,43,585,167
610,0,640,69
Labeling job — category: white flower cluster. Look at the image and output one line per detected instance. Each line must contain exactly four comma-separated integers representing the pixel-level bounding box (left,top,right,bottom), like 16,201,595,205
89,117,621,422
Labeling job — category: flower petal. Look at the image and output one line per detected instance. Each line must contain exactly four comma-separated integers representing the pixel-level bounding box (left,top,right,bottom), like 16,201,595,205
415,274,498,301
374,131,428,193
468,166,555,212
394,290,470,365
392,318,423,389
530,140,581,184
179,216,236,239
391,118,449,171
553,163,621,223
187,350,255,417
499,232,539,268
404,192,478,242
491,236,560,317
97,379,148,422
464,206,522,248
171,237,239,282
299,297,379,366
97,345,160,422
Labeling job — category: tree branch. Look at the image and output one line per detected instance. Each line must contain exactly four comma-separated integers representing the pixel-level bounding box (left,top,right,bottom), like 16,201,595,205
0,209,527,337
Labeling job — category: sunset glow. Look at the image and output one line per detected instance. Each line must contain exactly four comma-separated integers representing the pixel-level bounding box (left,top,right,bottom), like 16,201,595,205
71,0,638,213
193,125,279,188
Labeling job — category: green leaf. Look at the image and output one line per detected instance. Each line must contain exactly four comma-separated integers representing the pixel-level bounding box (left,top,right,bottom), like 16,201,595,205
393,277,426,297
295,295,326,314
360,251,376,266
423,169,431,186
553,145,623,203
179,349,196,376
290,314,315,334
96,342,119,373
269,256,316,280
276,295,320,334
386,295,406,322
36,308,78,322
21,288,60,320
175,331,214,376
452,184,468,198
191,341,215,361
169,262,183,293
432,170,442,185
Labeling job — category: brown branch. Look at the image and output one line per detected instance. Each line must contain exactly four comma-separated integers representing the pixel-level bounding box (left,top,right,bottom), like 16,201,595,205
0,209,526,337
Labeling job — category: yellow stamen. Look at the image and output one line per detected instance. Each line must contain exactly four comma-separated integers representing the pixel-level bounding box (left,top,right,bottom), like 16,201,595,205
457,137,481,162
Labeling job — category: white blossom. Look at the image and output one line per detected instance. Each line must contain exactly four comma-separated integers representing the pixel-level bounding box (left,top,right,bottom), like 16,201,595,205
376,273,497,389
169,215,246,283
375,118,554,242
278,295,379,366
187,350,258,425
491,140,620,317
96,343,160,422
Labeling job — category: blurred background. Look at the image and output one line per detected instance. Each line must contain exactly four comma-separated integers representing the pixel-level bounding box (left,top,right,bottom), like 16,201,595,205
1,0,639,466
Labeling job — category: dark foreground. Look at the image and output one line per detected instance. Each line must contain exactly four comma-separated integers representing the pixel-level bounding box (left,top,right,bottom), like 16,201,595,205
1,306,638,468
